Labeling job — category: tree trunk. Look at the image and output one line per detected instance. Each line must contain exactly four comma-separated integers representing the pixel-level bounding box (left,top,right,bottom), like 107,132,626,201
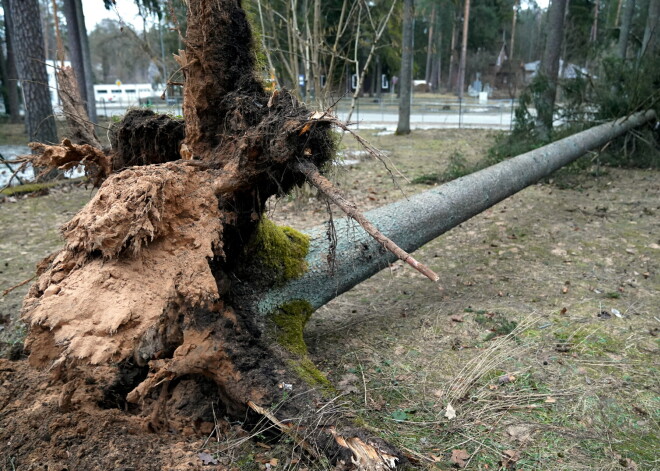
431,17,442,92
6,0,58,144
248,110,657,314
2,0,23,123
396,0,414,135
590,0,600,42
425,4,436,85
62,0,87,103
0,32,9,115
534,0,568,141
447,16,458,90
617,0,635,59
75,0,97,123
508,0,519,97
457,0,471,98
641,0,659,57
375,55,382,99
510,0,518,64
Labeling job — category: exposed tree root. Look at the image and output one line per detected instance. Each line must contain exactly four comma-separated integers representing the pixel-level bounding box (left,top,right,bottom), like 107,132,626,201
28,139,111,185
55,66,101,148
17,1,412,468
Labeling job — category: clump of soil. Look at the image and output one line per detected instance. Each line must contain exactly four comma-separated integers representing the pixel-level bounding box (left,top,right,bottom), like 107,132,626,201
8,1,406,469
108,109,185,169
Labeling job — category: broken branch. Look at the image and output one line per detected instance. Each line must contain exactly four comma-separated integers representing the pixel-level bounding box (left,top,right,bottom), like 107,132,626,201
294,160,441,283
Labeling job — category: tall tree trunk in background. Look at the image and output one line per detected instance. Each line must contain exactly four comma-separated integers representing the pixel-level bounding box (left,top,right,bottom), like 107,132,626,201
425,4,436,85
2,0,21,123
447,16,458,90
641,0,659,56
510,0,518,63
614,0,624,26
508,0,519,97
456,0,471,98
75,0,97,122
396,0,414,135
375,55,383,99
590,0,600,42
62,0,86,101
431,30,441,91
62,0,97,123
617,0,635,59
534,0,567,140
0,31,9,115
6,0,58,144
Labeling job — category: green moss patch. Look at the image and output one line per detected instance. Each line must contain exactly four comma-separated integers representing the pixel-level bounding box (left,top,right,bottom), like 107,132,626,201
272,300,314,355
271,300,333,392
1,181,59,196
249,218,310,284
290,357,333,390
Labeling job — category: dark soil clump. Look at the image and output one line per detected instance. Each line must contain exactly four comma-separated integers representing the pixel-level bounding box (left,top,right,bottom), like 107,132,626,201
109,109,185,169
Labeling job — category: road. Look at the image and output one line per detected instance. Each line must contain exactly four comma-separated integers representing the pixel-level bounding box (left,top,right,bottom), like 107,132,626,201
95,100,516,131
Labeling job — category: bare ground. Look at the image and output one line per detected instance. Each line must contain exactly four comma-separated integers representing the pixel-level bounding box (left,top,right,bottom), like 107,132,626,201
1,128,658,470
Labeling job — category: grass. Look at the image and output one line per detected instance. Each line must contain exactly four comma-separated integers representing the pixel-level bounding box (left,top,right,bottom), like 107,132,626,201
411,151,479,185
0,119,27,146
1,127,658,469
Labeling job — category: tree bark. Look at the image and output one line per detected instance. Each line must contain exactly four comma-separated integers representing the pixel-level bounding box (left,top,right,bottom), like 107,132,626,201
62,0,87,103
0,30,9,115
249,110,657,315
6,0,58,144
396,0,414,135
60,0,98,122
590,0,600,42
641,0,659,57
425,4,436,85
457,0,471,98
447,15,458,90
534,0,568,140
617,0,635,59
2,0,23,123
75,0,97,123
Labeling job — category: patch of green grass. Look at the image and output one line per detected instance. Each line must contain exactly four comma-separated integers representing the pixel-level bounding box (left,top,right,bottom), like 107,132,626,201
553,328,624,356
473,312,518,340
410,172,441,185
411,152,476,185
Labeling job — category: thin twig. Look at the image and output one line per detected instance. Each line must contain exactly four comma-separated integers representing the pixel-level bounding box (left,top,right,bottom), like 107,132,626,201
247,401,321,459
294,160,440,283
3,275,36,296
354,352,368,408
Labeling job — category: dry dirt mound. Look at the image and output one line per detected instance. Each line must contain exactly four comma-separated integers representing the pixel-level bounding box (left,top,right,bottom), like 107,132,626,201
0,359,225,470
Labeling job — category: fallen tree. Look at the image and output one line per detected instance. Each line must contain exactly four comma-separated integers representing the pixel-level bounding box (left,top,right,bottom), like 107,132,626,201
14,0,657,468
248,110,657,315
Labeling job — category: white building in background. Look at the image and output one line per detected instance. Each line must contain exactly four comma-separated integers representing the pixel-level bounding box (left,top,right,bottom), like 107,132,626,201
43,61,156,112
94,83,155,106
523,60,590,84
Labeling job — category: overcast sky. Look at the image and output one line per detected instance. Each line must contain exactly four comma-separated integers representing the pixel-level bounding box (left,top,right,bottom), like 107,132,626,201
80,0,550,33
81,0,144,32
